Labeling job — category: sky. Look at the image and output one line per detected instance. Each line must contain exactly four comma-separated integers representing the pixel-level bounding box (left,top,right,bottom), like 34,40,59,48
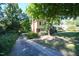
1,3,29,12
18,3,29,12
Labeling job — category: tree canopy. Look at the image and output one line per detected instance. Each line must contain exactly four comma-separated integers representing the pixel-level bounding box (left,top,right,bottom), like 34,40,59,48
27,3,79,21
0,3,30,32
26,3,79,34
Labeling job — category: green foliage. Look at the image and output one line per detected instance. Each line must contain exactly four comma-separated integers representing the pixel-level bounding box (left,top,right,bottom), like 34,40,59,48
1,3,29,32
27,32,39,39
54,32,79,37
0,26,5,33
2,3,22,32
74,37,79,55
20,19,31,33
0,3,31,56
53,32,79,55
27,3,79,34
6,21,21,32
34,38,65,48
76,19,79,26
52,40,65,48
0,32,18,55
65,43,75,51
4,4,22,21
27,3,79,22
75,44,79,55
26,3,60,22
0,4,4,18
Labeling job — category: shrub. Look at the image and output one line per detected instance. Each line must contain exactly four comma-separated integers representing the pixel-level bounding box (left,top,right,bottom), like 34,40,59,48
0,26,5,34
74,37,79,55
50,38,65,48
6,21,21,32
65,43,75,51
0,32,18,55
20,19,31,33
27,32,39,39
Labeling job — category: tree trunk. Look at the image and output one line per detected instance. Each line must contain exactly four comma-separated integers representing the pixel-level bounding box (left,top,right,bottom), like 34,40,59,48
47,23,51,35
48,29,50,35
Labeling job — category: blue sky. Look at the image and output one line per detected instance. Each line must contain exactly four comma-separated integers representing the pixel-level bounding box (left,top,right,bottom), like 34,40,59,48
18,3,29,12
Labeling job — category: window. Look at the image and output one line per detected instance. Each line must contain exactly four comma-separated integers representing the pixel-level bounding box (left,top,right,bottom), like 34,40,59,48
39,22,41,25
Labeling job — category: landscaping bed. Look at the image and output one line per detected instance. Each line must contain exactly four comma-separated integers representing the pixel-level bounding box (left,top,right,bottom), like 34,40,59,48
34,32,79,56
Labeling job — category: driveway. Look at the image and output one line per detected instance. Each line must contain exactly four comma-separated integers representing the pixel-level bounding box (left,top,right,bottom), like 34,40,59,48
10,36,63,56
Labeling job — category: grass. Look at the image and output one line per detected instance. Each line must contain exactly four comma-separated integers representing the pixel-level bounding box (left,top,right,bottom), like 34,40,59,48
0,32,18,56
54,32,79,55
34,32,79,56
53,32,79,37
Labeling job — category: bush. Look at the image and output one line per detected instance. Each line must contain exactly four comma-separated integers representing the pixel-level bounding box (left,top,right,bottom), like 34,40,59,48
74,37,79,55
27,32,39,39
0,32,18,55
21,19,31,33
65,43,75,51
6,21,21,32
0,26,5,34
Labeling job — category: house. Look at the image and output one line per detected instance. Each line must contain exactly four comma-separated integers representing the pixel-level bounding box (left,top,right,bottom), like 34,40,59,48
31,17,79,33
31,19,47,34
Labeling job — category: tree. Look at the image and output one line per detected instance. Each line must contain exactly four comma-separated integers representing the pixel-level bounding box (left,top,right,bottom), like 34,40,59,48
0,4,5,33
0,3,31,33
21,19,31,33
20,13,31,33
3,3,22,31
0,4,5,20
26,4,61,34
26,3,79,34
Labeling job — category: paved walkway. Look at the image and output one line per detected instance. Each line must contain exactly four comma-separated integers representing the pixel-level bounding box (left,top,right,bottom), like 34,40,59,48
10,36,63,56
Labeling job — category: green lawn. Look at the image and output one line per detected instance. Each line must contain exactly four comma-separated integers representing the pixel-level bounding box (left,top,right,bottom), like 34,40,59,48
0,32,18,56
53,32,79,37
